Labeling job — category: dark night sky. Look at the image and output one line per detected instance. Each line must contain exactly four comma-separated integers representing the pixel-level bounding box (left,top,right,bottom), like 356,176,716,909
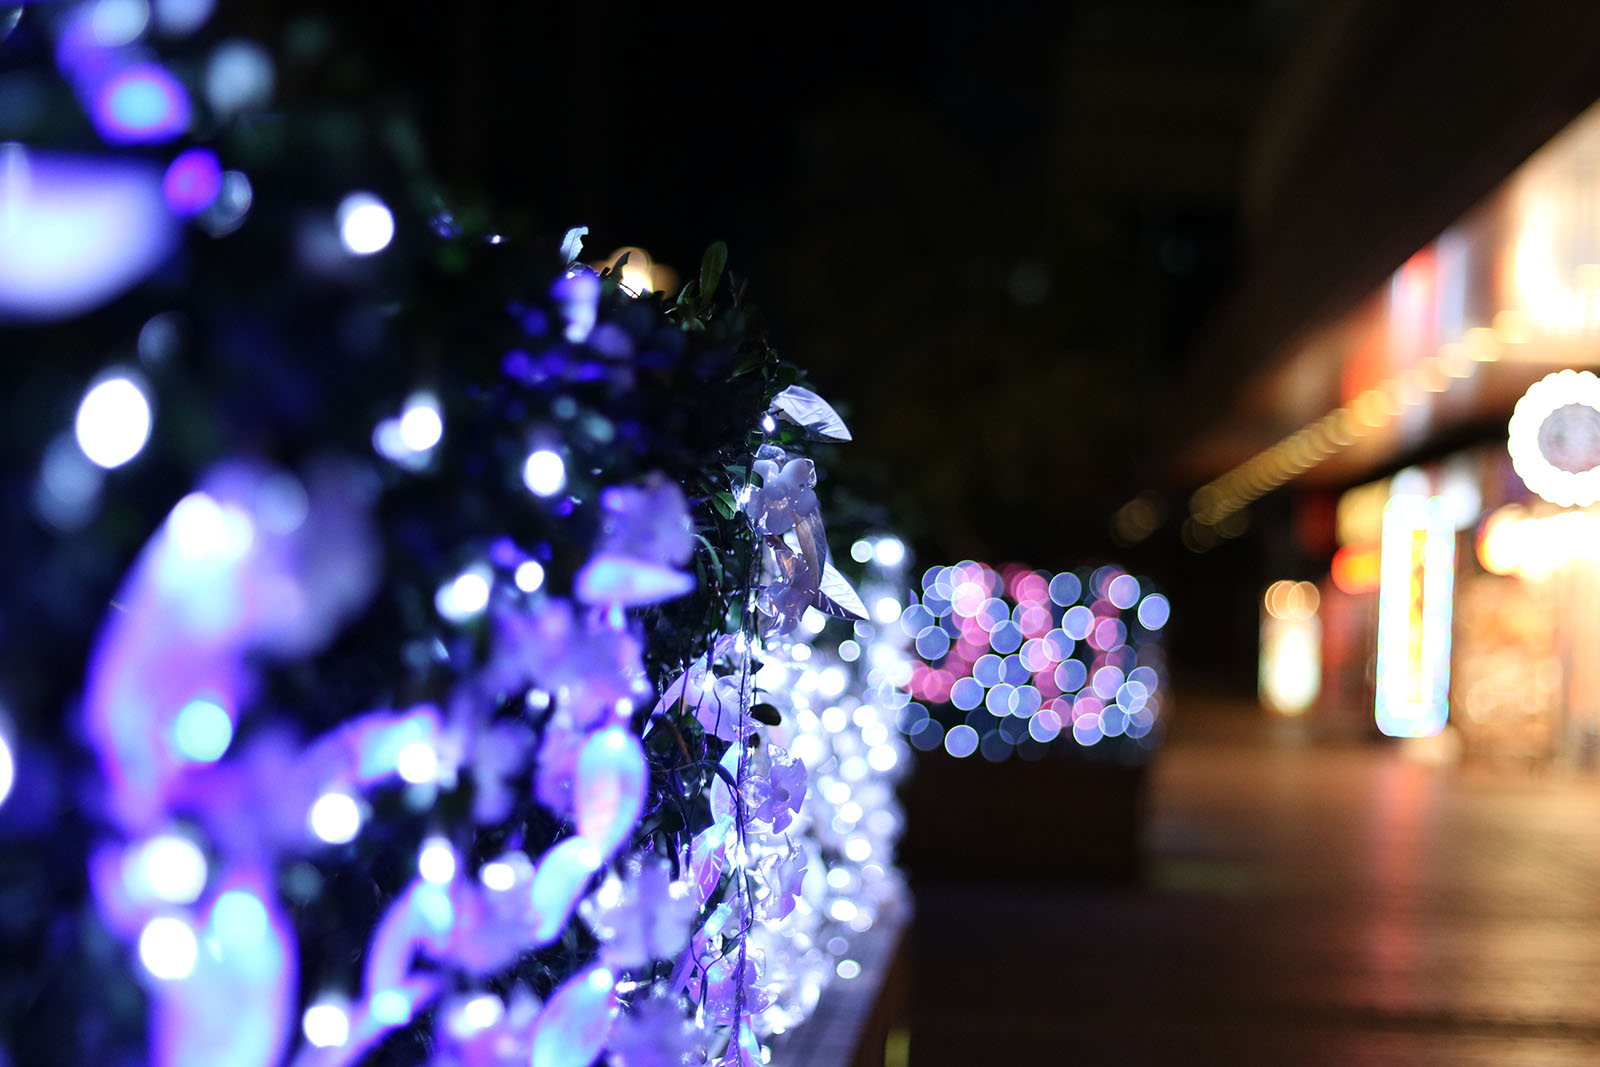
256,0,1301,595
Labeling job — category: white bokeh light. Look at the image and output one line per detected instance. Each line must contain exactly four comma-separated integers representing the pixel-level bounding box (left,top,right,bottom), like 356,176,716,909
138,916,197,980
435,567,491,622
303,1002,350,1048
0,733,12,809
336,192,393,256
397,394,442,452
479,861,515,892
873,537,906,567
522,449,566,497
76,375,152,469
418,838,456,884
514,559,545,593
308,791,361,844
395,742,438,785
130,833,208,904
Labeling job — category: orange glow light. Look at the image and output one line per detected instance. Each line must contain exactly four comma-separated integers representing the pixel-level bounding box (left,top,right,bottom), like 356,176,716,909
1331,543,1382,595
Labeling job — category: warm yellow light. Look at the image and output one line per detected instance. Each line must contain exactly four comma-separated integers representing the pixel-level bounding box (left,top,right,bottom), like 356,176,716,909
1438,342,1472,378
1263,580,1293,619
1491,308,1533,345
1354,389,1390,428
1464,326,1502,363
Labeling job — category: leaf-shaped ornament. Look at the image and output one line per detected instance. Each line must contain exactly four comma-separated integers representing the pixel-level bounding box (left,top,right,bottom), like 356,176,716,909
574,728,647,860
769,386,852,442
574,553,695,607
816,561,868,620
530,965,618,1067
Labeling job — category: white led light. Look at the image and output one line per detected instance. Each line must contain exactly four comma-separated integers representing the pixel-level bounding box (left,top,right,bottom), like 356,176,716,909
302,1002,350,1048
395,742,438,785
308,791,361,844
514,559,545,593
0,733,12,809
336,193,393,256
460,994,503,1031
479,861,515,892
873,597,902,624
435,567,491,623
418,838,456,884
873,537,906,567
849,539,873,563
76,375,152,469
130,833,208,904
522,449,566,497
397,395,442,452
138,916,197,980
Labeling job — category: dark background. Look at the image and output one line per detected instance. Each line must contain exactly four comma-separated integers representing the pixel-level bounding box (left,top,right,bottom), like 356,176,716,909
177,0,1600,689
246,0,1301,560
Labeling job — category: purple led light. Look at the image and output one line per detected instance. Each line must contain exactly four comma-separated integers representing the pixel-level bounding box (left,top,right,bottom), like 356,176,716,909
162,148,222,216
90,63,192,144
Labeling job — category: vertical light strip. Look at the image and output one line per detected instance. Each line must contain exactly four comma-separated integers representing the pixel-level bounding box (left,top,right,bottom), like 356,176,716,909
1375,491,1456,737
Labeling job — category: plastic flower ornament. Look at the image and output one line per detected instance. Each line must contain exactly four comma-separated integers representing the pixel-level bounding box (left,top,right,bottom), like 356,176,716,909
744,457,818,536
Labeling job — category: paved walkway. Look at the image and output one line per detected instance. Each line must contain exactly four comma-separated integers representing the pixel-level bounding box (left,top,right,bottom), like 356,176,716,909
910,699,1600,1064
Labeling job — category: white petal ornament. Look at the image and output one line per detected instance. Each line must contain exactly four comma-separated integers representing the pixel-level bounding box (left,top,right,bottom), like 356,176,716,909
575,728,647,859
769,385,852,441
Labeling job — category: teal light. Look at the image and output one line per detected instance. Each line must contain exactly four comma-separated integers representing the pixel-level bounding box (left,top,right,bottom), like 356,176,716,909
174,698,232,762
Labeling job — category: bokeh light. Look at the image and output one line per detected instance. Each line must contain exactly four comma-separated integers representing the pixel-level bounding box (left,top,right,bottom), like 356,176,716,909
173,697,231,762
905,561,1168,758
522,449,566,497
91,63,191,144
336,192,393,256
303,1002,350,1048
308,791,361,844
138,916,197,980
76,375,152,469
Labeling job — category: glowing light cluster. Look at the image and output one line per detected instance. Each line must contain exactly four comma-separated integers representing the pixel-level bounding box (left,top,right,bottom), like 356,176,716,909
904,561,1168,758
1476,503,1600,580
740,537,912,1038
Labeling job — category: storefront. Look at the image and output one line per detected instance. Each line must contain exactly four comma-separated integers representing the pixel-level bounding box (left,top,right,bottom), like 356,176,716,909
1205,98,1600,766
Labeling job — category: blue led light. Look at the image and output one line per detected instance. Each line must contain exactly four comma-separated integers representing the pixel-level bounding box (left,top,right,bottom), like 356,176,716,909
1048,572,1081,606
943,724,978,758
92,64,191,144
1137,593,1170,630
949,676,985,711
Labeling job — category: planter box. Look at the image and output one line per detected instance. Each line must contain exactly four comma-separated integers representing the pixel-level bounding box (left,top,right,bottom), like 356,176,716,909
897,752,1148,885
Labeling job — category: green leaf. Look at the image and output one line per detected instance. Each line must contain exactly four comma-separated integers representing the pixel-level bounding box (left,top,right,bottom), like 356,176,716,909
693,532,725,588
710,491,738,520
699,241,727,306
